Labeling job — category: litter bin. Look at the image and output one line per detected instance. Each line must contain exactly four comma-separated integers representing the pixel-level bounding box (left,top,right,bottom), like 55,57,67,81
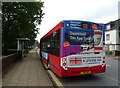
17,50,22,60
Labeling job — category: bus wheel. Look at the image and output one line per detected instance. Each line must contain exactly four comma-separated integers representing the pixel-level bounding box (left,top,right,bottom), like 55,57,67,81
47,59,50,70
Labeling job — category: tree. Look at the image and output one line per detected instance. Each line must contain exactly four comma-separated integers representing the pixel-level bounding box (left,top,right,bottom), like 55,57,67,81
2,2,44,51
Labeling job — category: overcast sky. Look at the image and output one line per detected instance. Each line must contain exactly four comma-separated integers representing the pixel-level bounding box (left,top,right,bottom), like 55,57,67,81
36,0,120,41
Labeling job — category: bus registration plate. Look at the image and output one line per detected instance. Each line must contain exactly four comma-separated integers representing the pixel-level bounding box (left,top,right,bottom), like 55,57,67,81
80,71,91,75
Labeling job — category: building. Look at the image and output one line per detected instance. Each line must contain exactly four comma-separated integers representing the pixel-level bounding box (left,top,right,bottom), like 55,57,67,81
105,19,120,51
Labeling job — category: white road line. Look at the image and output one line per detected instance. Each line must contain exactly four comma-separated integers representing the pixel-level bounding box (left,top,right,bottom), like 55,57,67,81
47,70,64,88
104,75,120,83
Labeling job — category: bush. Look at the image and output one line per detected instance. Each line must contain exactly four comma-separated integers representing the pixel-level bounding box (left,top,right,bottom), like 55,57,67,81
105,50,112,55
115,51,120,56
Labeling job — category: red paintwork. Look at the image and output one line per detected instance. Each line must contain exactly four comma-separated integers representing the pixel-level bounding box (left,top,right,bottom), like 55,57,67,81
60,27,62,57
94,32,102,34
44,52,106,78
41,21,63,40
42,57,48,64
41,53,61,77
94,47,103,50
48,53,61,76
40,21,106,77
59,65,106,77
48,54,60,70
40,21,63,77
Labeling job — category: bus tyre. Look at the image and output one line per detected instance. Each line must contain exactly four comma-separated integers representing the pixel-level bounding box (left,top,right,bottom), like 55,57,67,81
47,59,50,70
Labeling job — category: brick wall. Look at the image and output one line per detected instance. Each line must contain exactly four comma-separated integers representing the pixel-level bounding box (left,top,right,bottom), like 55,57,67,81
2,53,17,70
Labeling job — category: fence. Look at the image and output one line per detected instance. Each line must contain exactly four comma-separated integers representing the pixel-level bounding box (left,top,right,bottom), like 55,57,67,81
105,44,120,56
2,53,17,70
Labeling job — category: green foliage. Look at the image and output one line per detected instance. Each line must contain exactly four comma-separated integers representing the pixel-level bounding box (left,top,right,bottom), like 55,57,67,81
105,50,112,55
2,2,44,51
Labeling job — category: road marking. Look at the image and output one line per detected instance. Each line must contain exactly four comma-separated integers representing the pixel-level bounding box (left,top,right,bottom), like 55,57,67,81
106,64,110,67
104,75,120,83
47,70,64,88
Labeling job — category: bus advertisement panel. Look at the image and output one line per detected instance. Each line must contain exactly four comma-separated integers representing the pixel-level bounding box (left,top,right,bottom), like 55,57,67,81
40,20,106,77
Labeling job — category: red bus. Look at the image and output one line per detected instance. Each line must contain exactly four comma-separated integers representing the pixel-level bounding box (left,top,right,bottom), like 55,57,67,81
40,20,106,77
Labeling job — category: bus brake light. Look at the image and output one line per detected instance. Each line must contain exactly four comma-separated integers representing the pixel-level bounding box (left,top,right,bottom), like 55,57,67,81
62,58,67,70
62,58,66,62
103,56,106,59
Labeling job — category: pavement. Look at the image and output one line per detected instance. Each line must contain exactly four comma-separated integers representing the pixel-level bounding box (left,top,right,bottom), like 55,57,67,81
106,55,120,60
2,49,53,87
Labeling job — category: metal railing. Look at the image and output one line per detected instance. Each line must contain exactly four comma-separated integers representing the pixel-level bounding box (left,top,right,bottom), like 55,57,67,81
105,44,120,56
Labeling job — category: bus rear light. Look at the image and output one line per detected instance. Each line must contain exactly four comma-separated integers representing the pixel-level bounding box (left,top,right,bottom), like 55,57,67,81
62,58,66,62
62,58,68,70
103,56,106,59
102,56,106,67
102,60,106,67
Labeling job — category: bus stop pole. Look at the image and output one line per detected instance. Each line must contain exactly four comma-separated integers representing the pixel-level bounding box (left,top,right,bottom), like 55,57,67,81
17,40,19,51
17,39,22,60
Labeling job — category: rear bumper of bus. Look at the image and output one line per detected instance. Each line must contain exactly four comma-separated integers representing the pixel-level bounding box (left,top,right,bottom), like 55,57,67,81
60,65,106,77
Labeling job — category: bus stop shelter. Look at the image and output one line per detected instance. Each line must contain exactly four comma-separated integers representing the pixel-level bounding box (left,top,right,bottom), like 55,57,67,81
17,38,30,60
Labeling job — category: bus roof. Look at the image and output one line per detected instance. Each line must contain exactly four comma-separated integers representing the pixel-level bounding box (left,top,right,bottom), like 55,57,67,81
41,21,63,40
62,20,104,25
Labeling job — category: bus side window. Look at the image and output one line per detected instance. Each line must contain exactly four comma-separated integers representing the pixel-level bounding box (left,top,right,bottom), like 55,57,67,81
41,39,47,52
49,30,60,56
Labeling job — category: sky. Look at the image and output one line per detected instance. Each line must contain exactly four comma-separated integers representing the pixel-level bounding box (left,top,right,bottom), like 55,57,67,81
36,0,120,42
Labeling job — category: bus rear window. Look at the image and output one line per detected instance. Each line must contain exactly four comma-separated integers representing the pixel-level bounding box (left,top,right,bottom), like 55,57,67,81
65,30,94,45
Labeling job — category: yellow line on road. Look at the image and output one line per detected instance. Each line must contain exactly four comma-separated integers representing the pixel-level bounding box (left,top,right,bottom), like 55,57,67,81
104,75,120,83
48,70,64,88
